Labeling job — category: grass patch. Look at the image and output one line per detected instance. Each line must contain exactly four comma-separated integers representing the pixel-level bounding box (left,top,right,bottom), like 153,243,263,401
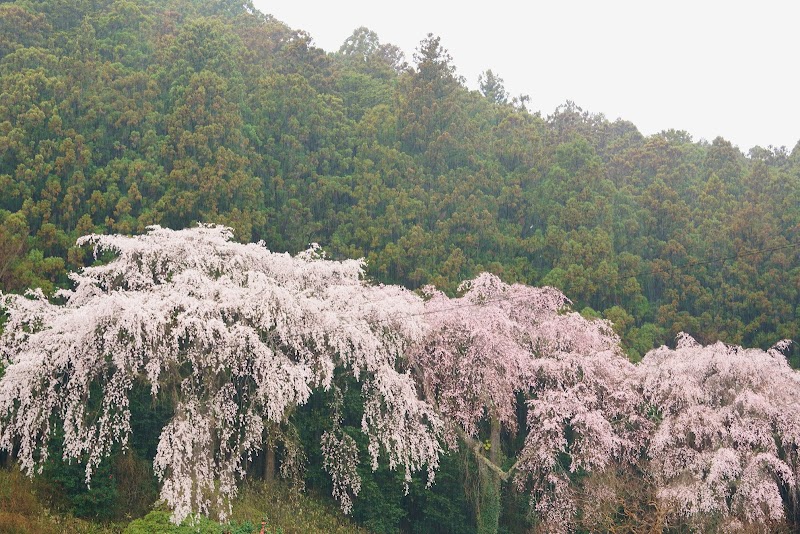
1,466,365,534
0,467,125,533
229,480,368,534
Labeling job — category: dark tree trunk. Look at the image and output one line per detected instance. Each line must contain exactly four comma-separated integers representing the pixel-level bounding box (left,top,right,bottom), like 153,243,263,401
476,415,502,534
489,415,501,466
263,445,276,482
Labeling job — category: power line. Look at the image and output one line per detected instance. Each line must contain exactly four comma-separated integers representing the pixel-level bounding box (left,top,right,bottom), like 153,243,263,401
368,239,800,322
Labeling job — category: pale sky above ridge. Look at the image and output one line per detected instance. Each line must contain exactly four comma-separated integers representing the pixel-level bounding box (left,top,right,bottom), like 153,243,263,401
253,0,800,153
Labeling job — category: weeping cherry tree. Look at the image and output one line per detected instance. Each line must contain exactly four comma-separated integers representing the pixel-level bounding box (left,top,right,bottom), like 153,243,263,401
0,224,442,522
640,333,800,531
409,273,649,533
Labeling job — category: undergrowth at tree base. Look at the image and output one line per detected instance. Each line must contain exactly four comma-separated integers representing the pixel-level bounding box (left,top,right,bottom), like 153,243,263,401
0,467,366,534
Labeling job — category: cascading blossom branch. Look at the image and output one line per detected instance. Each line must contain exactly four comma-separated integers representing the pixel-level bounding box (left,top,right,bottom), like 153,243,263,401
0,224,442,523
514,301,649,532
410,273,648,532
640,333,800,530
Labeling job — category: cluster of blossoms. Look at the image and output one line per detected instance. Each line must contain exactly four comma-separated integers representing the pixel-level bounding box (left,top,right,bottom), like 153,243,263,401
0,225,797,530
640,334,800,531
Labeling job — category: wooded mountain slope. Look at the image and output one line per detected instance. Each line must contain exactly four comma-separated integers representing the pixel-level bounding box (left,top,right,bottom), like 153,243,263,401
1,0,799,361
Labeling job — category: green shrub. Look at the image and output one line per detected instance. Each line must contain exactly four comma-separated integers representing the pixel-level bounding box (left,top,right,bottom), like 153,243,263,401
123,510,254,534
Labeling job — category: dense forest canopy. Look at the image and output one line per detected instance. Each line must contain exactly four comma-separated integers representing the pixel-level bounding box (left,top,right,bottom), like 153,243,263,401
0,0,798,361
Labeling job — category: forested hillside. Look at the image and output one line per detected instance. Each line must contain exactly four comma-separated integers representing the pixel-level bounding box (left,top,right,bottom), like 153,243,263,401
2,1,800,532
1,0,799,361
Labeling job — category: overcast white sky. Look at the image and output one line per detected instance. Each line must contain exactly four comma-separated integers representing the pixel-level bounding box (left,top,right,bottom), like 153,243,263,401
251,0,800,153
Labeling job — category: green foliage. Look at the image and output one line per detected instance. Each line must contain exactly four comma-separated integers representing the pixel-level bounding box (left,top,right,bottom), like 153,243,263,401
294,378,408,533
350,464,406,533
403,451,474,534
26,382,167,522
497,479,534,534
37,436,118,521
123,510,253,534
294,374,476,533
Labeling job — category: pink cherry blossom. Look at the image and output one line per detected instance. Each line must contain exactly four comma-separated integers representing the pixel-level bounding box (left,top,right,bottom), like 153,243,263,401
0,224,441,523
410,273,646,532
639,334,800,530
